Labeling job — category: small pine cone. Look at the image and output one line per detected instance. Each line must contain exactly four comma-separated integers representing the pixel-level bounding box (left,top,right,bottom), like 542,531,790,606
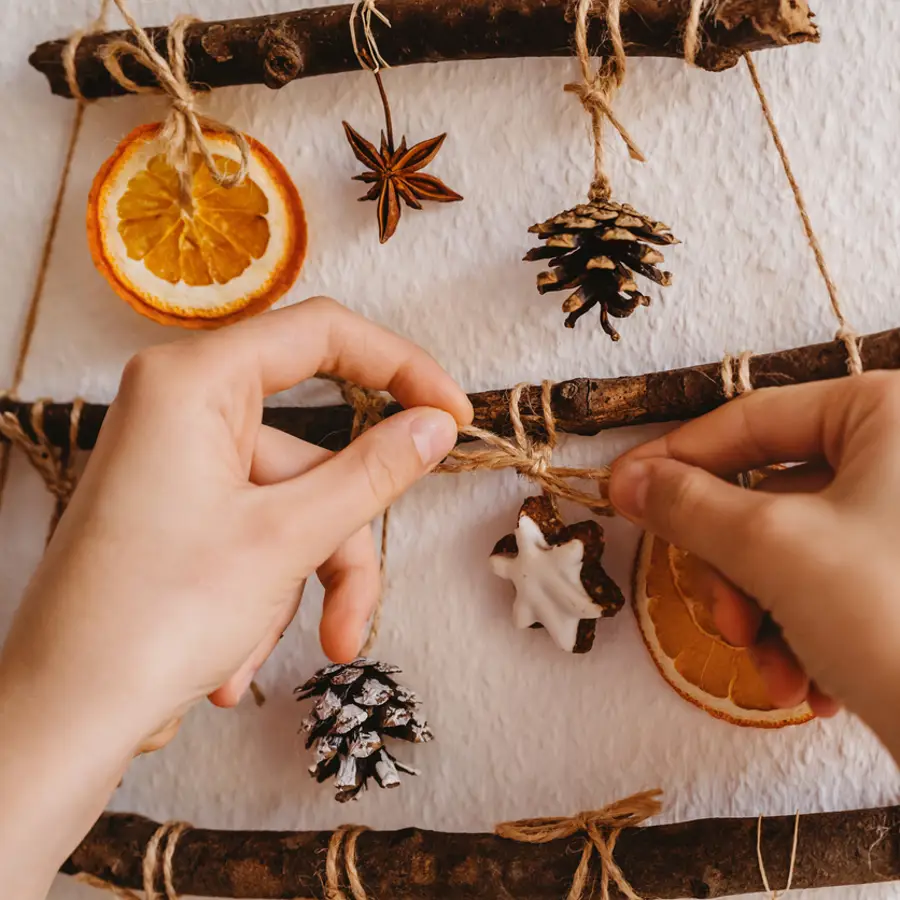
295,658,433,803
525,199,678,341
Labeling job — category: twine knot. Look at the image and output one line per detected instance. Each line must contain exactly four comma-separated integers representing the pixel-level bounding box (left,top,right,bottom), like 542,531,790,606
721,350,754,400
326,825,370,900
496,789,664,900
350,0,392,72
100,0,250,212
437,381,612,517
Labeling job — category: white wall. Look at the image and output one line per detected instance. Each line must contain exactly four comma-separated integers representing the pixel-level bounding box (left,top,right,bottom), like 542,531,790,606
0,1,898,898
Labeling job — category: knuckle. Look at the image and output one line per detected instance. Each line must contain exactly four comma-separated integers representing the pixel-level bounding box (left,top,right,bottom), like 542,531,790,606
859,371,900,422
119,345,179,394
303,295,343,315
360,442,402,506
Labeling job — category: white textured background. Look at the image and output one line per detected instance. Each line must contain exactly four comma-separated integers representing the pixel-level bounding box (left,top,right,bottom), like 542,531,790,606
1,1,898,898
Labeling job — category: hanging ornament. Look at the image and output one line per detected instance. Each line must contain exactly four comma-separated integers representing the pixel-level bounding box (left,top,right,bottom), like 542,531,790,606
491,494,624,653
526,0,677,340
343,1,461,243
85,3,307,328
296,659,433,802
525,200,676,338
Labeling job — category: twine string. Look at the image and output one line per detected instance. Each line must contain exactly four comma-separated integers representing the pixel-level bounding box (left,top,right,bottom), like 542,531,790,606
0,398,84,540
100,0,250,212
565,0,645,202
743,53,862,376
74,821,190,899
349,0,392,72
63,0,113,101
496,790,664,900
720,350,754,400
437,382,612,517
326,825,370,900
683,0,708,67
757,813,801,899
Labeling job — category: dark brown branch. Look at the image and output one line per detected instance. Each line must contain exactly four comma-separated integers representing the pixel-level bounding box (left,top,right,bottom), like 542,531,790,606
30,0,819,100
63,805,900,898
4,327,900,457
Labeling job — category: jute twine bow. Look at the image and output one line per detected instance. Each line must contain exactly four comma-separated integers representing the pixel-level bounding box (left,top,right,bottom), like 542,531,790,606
74,820,191,899
437,381,612,517
566,0,645,202
99,0,250,212
496,789,663,900
0,398,83,540
350,0,392,72
757,813,800,899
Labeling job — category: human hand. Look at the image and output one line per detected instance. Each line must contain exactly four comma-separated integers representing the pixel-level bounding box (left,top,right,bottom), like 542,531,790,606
609,372,900,758
0,298,471,897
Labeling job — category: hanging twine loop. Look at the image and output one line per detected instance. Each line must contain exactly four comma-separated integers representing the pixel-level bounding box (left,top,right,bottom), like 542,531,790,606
496,789,663,900
99,0,250,213
326,825,371,900
75,821,191,899
350,0,392,72
757,813,800,899
0,398,84,539
743,53,863,376
565,0,645,202
437,381,612,517
720,350,754,400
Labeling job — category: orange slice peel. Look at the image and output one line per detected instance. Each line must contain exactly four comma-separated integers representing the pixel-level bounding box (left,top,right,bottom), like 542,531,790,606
633,533,813,728
88,123,307,328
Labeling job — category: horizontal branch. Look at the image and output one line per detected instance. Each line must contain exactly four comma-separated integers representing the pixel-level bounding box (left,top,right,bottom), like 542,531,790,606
3,327,899,457
63,805,900,898
30,0,819,99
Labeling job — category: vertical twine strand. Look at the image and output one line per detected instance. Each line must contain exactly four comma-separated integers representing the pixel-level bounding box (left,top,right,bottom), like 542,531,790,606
683,0,708,66
720,350,754,400
349,0,392,72
744,53,863,376
326,825,370,900
565,0,645,201
757,813,801,898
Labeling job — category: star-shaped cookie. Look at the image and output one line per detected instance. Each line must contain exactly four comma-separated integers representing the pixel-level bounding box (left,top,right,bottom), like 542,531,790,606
490,494,624,653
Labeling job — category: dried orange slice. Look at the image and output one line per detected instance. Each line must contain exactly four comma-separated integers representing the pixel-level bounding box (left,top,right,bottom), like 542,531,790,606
633,533,813,728
87,123,306,328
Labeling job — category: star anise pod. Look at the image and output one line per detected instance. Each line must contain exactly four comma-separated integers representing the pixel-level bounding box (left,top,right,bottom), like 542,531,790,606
342,72,461,243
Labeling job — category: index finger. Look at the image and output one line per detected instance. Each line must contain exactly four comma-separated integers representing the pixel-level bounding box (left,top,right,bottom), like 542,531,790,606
614,373,893,475
176,296,474,425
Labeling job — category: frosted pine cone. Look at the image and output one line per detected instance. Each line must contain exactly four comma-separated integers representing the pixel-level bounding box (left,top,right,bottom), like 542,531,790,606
526,199,678,340
295,658,433,803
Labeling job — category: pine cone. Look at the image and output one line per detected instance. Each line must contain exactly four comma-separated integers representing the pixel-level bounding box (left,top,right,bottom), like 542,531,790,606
525,199,678,340
295,658,433,803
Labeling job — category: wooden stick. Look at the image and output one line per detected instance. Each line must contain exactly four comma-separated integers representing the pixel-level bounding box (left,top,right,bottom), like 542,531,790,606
62,805,900,898
30,0,819,100
3,327,898,456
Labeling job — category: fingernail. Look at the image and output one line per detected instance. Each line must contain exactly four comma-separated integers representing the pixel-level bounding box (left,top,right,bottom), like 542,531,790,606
609,460,650,521
409,409,457,467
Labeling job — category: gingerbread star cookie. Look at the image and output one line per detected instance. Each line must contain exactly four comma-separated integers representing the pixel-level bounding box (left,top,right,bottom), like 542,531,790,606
490,494,624,653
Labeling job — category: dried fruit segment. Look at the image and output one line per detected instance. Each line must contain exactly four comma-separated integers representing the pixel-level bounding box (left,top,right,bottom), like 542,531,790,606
633,533,812,728
88,123,306,328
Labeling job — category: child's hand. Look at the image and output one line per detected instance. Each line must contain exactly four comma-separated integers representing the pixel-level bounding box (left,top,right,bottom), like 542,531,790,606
0,298,471,898
609,371,900,758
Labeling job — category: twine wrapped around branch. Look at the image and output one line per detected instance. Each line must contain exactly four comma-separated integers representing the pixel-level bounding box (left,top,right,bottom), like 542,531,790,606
99,0,250,212
438,381,612,517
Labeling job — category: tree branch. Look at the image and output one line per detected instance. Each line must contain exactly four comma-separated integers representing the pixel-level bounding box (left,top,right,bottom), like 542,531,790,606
3,327,898,456
62,805,900,898
30,0,819,100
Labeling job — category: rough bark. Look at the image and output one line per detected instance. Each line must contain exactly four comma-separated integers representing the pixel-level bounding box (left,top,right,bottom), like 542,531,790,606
62,805,900,898
4,328,898,456
30,0,819,100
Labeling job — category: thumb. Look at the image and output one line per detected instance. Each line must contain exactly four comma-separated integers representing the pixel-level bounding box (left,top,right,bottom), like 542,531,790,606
609,457,808,591
274,407,458,562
